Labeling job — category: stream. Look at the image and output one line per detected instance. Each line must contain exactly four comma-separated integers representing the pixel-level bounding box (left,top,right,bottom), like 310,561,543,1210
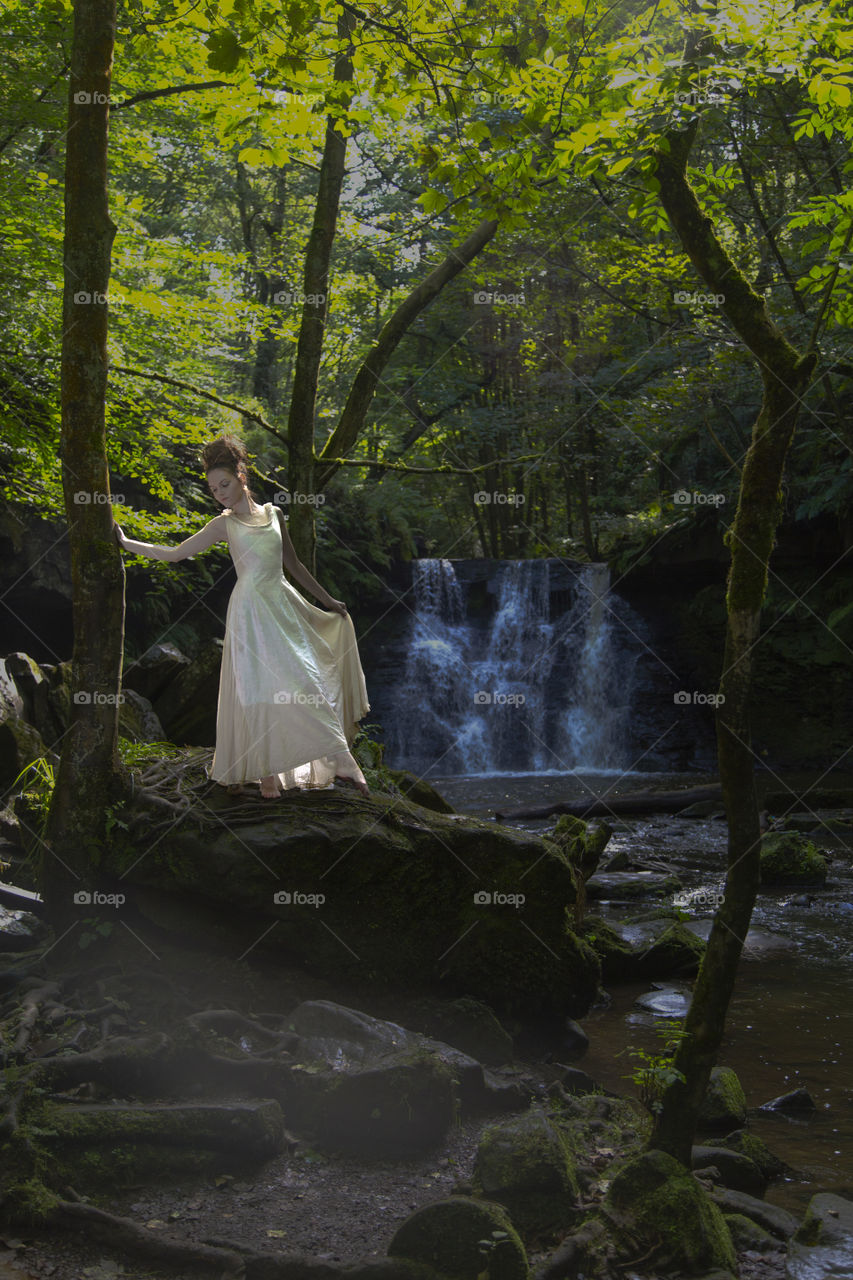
432,768,853,1218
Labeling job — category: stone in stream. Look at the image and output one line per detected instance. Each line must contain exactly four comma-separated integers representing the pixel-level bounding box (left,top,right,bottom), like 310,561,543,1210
388,1196,528,1280
634,985,692,1017
686,918,797,957
787,1192,853,1279
698,1067,748,1130
584,917,705,982
724,1212,784,1253
760,1087,817,1114
760,831,829,887
704,1129,791,1181
586,869,682,900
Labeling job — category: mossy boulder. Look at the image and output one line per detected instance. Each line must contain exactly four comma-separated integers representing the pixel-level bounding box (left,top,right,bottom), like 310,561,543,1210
387,768,455,814
547,815,612,881
472,1107,579,1235
105,778,601,1021
405,996,514,1066
692,1144,767,1195
582,916,705,983
600,1149,737,1275
388,1196,529,1280
698,1067,748,1131
704,1129,788,1181
759,831,827,887
724,1211,782,1253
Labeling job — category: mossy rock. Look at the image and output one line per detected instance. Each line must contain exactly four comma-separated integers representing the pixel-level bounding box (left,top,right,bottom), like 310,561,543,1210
472,1107,579,1235
388,1195,529,1280
759,831,827,887
547,815,612,880
698,1067,748,1131
387,769,455,814
581,917,704,983
724,1211,781,1253
406,995,514,1066
704,1129,789,1181
601,1149,737,1275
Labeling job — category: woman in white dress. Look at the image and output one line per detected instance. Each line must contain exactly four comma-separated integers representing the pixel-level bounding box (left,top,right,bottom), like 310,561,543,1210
113,435,370,799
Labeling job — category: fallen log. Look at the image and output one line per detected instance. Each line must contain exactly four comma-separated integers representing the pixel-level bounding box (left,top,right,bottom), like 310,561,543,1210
495,784,723,822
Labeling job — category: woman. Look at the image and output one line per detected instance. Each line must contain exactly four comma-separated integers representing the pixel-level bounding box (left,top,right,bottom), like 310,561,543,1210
113,435,370,799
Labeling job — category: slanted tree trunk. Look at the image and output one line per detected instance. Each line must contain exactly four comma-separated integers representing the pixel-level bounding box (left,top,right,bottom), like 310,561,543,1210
285,10,355,570
647,120,817,1165
44,0,125,923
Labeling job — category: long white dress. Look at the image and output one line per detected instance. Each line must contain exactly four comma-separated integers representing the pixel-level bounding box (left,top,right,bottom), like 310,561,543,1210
207,502,370,790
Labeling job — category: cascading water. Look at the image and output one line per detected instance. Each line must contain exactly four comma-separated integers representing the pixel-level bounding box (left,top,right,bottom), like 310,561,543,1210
387,559,642,776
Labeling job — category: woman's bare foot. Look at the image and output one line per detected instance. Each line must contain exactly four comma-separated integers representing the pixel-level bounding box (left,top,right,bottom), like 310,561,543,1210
259,775,282,799
226,783,254,797
335,774,370,796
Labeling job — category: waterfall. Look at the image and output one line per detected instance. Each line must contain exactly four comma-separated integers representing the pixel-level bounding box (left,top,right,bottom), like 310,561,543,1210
387,559,641,776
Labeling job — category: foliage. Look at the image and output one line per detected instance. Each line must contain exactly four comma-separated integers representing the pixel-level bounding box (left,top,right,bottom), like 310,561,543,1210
618,1019,690,1116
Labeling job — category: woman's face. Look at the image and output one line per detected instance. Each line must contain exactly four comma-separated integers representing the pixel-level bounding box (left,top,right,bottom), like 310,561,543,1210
207,467,245,508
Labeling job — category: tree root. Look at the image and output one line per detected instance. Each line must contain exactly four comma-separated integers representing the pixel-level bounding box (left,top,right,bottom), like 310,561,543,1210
46,1199,245,1276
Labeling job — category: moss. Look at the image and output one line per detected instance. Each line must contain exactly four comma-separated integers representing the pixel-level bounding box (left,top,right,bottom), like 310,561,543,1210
601,1148,737,1274
389,1195,529,1280
760,831,827,886
698,1066,748,1130
472,1107,579,1235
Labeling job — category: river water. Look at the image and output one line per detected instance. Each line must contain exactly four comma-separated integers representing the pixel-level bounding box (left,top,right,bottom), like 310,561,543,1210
431,769,853,1217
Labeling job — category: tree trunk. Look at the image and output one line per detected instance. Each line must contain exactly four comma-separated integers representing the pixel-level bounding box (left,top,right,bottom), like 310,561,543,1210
44,0,125,923
646,121,817,1165
285,11,355,570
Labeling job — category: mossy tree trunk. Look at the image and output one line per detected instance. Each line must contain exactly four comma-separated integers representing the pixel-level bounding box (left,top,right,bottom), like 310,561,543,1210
44,0,126,923
285,9,355,571
647,120,817,1166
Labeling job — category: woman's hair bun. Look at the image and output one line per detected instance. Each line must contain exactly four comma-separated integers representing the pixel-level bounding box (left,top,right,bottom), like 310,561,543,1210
202,435,249,477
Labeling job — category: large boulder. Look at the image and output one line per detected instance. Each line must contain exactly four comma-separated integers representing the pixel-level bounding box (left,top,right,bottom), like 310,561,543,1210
104,778,601,1021
599,1149,737,1275
472,1107,579,1234
388,1196,529,1280
583,916,705,983
760,831,828,887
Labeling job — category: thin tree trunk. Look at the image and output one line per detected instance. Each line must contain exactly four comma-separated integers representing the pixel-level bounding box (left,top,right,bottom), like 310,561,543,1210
647,120,817,1165
44,0,124,923
285,10,355,570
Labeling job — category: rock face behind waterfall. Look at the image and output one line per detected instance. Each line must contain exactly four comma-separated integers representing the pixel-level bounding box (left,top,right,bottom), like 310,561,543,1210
101,782,602,1021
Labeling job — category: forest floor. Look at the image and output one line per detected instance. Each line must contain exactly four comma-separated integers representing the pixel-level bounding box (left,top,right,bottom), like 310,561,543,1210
0,927,791,1280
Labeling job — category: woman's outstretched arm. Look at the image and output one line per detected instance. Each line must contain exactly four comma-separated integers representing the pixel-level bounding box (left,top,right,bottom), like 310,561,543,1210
113,514,228,562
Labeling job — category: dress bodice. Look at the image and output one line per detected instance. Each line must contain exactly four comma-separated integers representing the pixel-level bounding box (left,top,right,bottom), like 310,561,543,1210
224,502,284,585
